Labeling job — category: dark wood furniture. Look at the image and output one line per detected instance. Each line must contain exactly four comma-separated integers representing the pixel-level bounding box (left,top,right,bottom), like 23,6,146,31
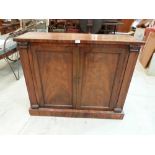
48,19,123,34
14,32,144,119
48,19,80,33
0,21,20,35
99,20,123,34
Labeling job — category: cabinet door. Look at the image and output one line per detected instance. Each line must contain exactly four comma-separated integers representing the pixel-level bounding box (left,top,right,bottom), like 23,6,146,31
77,45,129,110
29,44,77,109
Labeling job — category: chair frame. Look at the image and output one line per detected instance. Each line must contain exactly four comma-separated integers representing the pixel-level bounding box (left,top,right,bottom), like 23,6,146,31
0,20,45,80
0,36,20,80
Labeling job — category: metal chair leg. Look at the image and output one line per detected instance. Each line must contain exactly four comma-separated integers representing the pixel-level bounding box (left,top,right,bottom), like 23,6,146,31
4,52,20,80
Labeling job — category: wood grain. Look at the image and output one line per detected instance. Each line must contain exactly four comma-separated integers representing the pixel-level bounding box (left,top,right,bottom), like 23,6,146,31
14,32,145,45
15,32,144,119
18,43,38,108
116,51,139,109
78,46,126,110
29,108,124,119
31,45,75,108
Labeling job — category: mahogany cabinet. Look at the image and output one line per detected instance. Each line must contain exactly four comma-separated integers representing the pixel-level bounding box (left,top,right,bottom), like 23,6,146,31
14,32,144,119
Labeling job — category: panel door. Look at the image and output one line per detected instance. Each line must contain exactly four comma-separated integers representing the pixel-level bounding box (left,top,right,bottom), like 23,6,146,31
77,45,129,110
29,44,77,109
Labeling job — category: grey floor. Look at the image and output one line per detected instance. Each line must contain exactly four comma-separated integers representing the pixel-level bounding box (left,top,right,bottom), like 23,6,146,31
0,58,155,135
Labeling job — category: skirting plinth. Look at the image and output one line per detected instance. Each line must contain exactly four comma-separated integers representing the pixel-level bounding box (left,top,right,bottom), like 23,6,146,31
29,108,124,119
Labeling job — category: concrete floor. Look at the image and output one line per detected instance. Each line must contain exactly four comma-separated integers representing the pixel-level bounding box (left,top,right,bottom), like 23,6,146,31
0,58,155,135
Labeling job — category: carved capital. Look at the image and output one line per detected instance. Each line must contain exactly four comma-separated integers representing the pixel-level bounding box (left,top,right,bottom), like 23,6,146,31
129,45,141,52
17,42,29,49
114,108,122,113
31,104,39,109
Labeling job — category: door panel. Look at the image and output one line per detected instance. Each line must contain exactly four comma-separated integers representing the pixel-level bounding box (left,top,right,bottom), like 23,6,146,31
28,44,129,110
78,45,129,110
30,45,75,108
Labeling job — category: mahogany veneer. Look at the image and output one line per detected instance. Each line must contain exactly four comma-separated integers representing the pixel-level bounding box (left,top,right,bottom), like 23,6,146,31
14,32,144,119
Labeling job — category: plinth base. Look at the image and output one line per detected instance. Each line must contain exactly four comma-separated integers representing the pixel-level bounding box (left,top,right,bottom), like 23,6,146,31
29,108,124,119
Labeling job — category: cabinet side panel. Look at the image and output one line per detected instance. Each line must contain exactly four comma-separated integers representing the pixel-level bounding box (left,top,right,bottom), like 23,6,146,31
19,45,38,108
116,51,139,109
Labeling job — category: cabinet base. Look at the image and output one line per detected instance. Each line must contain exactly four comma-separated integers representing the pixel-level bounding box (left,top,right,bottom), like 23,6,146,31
29,108,124,119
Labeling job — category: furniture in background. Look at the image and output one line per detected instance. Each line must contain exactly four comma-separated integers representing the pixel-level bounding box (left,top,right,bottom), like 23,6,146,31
0,19,46,80
139,32,155,68
146,53,155,76
0,19,20,80
48,19,80,33
0,20,2,29
137,19,155,28
117,19,134,32
21,19,47,32
139,26,155,76
14,32,144,119
79,19,103,33
48,19,123,34
0,19,20,35
0,34,20,80
144,26,155,39
99,20,123,34
66,20,80,33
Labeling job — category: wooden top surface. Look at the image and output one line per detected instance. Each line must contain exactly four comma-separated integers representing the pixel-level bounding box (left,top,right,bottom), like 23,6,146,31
14,32,145,45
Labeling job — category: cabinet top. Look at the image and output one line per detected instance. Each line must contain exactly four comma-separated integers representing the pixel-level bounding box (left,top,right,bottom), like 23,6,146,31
14,32,145,45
